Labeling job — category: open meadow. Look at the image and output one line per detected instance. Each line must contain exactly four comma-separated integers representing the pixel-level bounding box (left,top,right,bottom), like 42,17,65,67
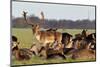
12,28,96,66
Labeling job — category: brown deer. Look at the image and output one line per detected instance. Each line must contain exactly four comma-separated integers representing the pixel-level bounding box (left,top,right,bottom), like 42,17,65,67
38,43,66,59
46,28,57,32
71,42,95,60
12,36,33,60
23,11,62,47
70,31,96,60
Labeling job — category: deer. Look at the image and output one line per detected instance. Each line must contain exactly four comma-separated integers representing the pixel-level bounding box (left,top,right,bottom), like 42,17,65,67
12,36,33,60
46,28,57,32
71,42,95,60
38,43,66,59
22,11,67,59
23,11,62,47
12,35,42,60
69,31,96,60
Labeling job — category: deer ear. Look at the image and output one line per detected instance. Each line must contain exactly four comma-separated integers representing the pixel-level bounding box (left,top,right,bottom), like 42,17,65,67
17,42,20,45
32,25,34,27
36,24,39,28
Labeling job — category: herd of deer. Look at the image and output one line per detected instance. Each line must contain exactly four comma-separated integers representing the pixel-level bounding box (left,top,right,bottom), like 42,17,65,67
11,11,96,61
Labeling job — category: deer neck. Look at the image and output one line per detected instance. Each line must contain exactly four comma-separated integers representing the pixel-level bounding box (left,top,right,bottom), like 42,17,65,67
14,49,20,60
86,42,91,49
65,41,73,48
34,31,41,41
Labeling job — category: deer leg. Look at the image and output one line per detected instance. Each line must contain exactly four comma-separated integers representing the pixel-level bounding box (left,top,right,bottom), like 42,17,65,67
58,53,66,59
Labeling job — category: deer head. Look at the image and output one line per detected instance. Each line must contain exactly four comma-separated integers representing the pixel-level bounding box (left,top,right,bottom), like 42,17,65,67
81,29,88,38
23,11,45,34
32,24,40,34
23,11,44,25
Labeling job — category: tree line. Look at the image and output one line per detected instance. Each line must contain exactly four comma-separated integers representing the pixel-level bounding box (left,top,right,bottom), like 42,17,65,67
12,15,95,29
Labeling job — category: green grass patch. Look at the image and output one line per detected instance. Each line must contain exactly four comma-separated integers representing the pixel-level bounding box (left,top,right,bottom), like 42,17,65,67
11,28,95,66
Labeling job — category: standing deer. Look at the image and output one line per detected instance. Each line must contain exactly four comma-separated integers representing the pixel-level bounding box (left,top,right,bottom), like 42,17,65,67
23,11,62,47
22,11,67,59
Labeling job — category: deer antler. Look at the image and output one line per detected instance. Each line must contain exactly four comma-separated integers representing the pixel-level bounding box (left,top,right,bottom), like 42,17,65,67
23,11,27,21
23,11,34,25
23,11,45,26
40,11,45,23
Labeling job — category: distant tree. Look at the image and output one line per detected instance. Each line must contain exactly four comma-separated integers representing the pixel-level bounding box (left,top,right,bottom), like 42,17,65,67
12,15,96,29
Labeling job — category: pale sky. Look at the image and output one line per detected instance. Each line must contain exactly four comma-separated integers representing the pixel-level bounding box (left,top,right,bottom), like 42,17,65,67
12,1,95,20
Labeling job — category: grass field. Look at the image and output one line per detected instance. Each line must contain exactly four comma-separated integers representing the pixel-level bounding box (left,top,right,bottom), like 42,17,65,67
12,28,96,66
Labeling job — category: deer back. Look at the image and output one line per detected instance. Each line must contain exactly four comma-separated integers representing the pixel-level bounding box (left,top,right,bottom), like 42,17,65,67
35,30,62,45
